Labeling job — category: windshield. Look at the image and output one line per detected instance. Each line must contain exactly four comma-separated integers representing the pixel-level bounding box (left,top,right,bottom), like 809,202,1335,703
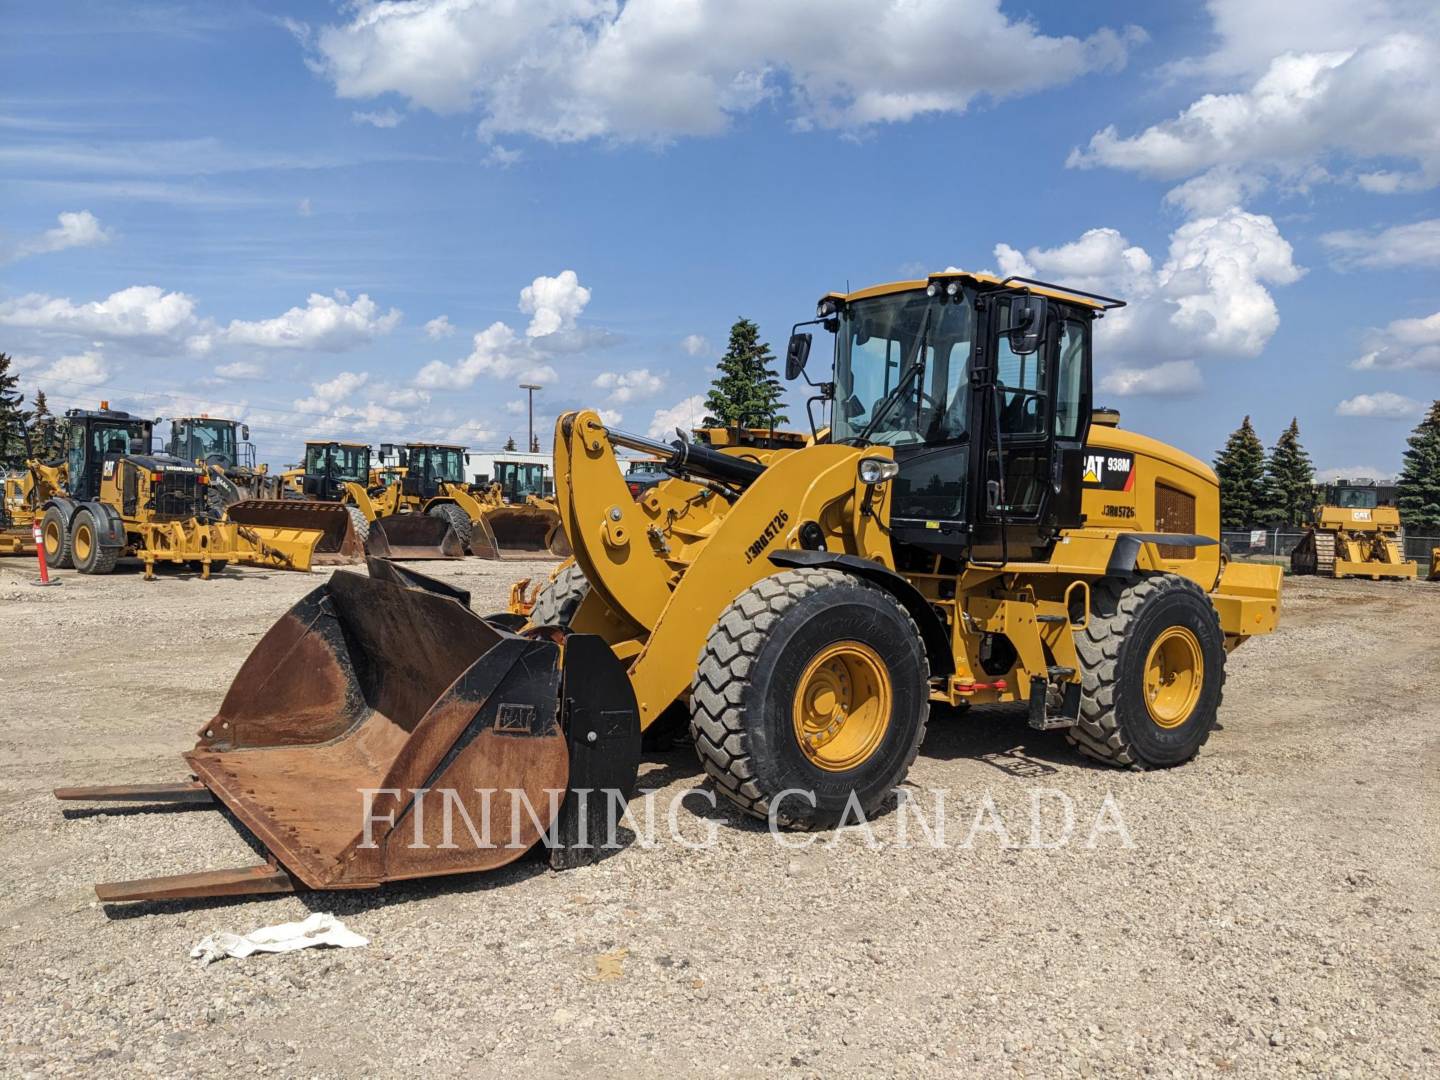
832,287,975,446
408,447,465,484
93,421,149,457
306,443,370,481
495,461,546,498
188,420,237,464
1335,486,1378,509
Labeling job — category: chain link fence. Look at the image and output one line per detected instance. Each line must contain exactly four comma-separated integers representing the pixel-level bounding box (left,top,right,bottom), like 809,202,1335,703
1221,528,1440,569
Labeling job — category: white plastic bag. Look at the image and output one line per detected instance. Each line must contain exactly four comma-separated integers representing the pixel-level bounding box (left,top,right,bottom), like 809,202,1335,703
190,912,368,966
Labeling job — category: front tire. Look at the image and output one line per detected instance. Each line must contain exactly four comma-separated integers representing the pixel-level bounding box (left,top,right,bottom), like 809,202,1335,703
41,506,73,569
344,504,371,546
530,560,590,627
428,503,473,553
1068,573,1226,768
690,568,930,829
71,509,119,574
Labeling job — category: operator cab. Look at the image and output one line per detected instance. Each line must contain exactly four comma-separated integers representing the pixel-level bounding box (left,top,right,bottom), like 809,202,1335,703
787,271,1123,565
492,459,550,502
398,444,466,500
167,416,256,472
63,407,155,502
302,441,372,501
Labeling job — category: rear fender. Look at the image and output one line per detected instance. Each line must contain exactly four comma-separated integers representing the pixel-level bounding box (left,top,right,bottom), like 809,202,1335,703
81,500,127,548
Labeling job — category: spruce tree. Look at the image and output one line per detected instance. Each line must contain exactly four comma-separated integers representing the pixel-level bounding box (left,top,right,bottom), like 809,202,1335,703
29,389,58,460
1213,416,1267,528
1259,418,1315,527
0,353,33,467
1396,399,1440,530
503,436,517,452
702,318,788,429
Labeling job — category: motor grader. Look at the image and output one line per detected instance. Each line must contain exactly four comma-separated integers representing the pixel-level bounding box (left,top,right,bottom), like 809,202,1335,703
58,270,1281,903
1290,481,1417,580
27,405,321,578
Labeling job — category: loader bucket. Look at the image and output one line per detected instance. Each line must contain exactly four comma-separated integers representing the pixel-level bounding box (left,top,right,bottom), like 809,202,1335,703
483,504,564,557
227,499,365,565
57,559,641,902
367,514,465,560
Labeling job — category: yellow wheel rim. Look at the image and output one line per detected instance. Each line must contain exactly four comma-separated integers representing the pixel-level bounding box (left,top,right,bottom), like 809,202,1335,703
1143,626,1204,729
73,523,92,563
44,519,63,558
792,641,892,771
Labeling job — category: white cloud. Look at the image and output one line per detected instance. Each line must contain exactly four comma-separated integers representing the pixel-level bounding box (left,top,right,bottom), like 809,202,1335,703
680,333,709,356
1321,218,1440,269
305,0,1141,142
1335,391,1424,418
486,144,524,167
214,359,265,380
594,367,663,403
443,419,497,444
414,321,558,389
1069,26,1440,197
519,269,590,338
2,209,112,263
1315,464,1396,484
352,107,403,128
1098,360,1203,398
297,197,314,216
294,370,370,413
597,407,623,426
995,208,1302,367
0,285,203,344
1351,310,1440,371
220,290,401,351
40,348,110,387
647,394,706,439
424,314,456,339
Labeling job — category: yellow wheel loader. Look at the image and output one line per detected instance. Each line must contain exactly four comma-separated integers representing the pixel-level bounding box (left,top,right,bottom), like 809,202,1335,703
58,271,1281,902
1290,482,1417,580
26,405,321,578
481,455,569,557
164,414,280,508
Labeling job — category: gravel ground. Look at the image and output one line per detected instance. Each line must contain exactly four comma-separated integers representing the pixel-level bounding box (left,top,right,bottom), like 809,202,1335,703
1,556,1436,1078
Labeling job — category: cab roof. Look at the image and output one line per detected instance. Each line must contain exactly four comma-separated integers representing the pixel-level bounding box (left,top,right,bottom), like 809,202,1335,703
403,442,466,451
305,439,370,449
822,271,1124,312
65,407,149,424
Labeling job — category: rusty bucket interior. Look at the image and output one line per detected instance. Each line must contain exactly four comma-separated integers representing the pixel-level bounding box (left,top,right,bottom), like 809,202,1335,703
56,559,640,902
227,499,365,564
367,514,465,560
483,504,565,558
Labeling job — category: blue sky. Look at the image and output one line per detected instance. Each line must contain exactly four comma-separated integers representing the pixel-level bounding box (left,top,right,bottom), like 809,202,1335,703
2,0,1437,475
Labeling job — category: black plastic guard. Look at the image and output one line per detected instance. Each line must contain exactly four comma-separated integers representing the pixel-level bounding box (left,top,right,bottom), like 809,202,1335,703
548,633,642,870
1105,533,1217,575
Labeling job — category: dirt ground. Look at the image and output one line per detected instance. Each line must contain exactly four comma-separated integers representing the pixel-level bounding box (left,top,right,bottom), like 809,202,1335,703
0,555,1436,1078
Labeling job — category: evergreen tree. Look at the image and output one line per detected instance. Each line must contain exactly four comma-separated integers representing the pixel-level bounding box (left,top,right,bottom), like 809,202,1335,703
530,433,540,453
1213,415,1268,528
1396,399,1440,530
1259,417,1315,527
29,389,59,461
503,436,517,452
702,318,788,429
0,353,33,467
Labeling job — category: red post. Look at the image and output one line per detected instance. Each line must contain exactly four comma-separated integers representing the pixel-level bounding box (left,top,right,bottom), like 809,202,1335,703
31,521,61,587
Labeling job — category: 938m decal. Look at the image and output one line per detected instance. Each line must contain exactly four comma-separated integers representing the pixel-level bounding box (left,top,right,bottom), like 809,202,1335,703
1082,450,1135,492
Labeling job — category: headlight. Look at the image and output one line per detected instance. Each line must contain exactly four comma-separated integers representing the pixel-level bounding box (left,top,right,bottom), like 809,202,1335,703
816,298,838,318
925,283,939,297
857,457,900,484
946,281,961,297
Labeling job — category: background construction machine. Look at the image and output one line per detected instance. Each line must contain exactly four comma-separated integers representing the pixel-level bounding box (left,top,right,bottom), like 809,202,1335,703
61,270,1281,902
164,415,279,508
27,405,319,577
1291,481,1417,580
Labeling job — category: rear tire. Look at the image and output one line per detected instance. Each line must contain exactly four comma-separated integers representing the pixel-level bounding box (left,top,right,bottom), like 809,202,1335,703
41,506,73,569
530,560,591,626
429,503,473,553
1067,573,1226,768
344,505,371,546
690,568,930,829
71,509,119,575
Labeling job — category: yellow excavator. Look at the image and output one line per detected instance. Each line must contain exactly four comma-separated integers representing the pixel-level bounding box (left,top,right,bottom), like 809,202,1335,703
7,405,320,577
58,270,1281,901
1291,481,1417,580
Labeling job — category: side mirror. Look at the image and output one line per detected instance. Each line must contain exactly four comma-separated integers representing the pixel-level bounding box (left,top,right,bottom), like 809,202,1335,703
1006,296,1048,355
241,424,250,442
785,332,812,380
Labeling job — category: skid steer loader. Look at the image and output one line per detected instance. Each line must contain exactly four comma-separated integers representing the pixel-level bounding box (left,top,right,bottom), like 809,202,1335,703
31,405,321,577
59,271,1280,902
1290,482,1417,580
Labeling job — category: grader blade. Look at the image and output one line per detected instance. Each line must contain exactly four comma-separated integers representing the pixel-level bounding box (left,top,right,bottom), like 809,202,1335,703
227,499,365,565
58,561,640,902
367,514,465,560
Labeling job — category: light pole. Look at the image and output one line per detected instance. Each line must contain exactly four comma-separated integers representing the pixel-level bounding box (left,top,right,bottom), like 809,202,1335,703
519,383,541,453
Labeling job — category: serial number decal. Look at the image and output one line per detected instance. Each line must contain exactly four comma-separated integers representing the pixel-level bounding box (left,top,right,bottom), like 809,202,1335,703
1102,504,1136,519
1082,450,1135,492
744,509,791,564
